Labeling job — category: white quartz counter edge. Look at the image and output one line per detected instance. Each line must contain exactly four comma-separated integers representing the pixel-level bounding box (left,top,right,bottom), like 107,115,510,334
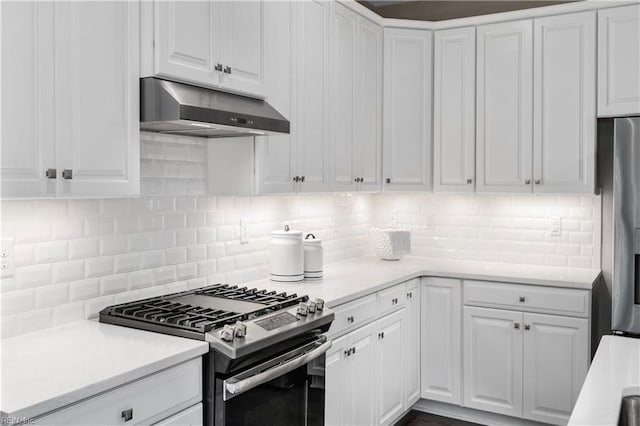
568,335,640,425
249,256,601,308
0,321,209,421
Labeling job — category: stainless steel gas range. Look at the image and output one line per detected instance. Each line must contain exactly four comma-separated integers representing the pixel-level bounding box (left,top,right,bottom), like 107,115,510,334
99,284,334,426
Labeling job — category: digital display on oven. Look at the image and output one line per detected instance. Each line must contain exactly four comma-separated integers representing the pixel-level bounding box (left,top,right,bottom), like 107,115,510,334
255,312,299,331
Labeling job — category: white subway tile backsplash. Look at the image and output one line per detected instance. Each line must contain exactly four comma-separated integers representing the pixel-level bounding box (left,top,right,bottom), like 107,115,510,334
129,234,153,252
85,295,115,319
85,218,114,237
100,235,128,256
69,239,100,260
187,244,207,262
197,227,217,244
114,253,141,273
177,263,197,281
153,266,176,285
86,257,114,278
53,302,85,327
153,231,175,249
53,260,84,284
164,213,186,229
52,218,84,240
141,250,164,269
115,216,139,234
16,264,52,289
69,279,100,302
15,308,53,335
35,241,69,264
15,220,51,243
128,270,153,289
176,229,197,247
1,289,36,315
14,244,35,267
101,274,128,295
165,247,187,265
36,283,69,309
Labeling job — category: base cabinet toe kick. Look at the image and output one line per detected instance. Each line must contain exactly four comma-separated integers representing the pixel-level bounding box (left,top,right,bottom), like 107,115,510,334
326,277,592,426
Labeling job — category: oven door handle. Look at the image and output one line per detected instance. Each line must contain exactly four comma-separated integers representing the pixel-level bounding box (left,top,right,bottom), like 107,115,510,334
223,337,331,400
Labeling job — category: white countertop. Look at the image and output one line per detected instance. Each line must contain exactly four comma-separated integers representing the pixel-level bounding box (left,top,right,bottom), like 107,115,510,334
0,320,209,420
569,335,640,426
249,256,601,307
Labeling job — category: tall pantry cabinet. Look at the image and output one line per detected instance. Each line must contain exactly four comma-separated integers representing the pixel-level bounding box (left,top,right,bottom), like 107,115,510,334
1,1,140,198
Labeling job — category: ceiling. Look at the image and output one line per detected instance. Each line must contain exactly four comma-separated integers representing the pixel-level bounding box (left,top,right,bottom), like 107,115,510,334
357,0,577,21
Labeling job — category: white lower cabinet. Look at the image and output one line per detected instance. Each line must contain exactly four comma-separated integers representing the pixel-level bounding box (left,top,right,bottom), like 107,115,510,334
463,306,589,425
377,309,405,425
421,278,462,405
34,358,202,425
404,280,421,407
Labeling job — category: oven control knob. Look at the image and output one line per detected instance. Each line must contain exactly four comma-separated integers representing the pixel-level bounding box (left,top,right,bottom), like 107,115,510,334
297,302,309,316
313,298,325,310
306,301,317,314
234,321,247,338
220,324,235,342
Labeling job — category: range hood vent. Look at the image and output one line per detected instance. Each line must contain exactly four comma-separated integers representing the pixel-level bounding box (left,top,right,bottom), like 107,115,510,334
140,77,290,138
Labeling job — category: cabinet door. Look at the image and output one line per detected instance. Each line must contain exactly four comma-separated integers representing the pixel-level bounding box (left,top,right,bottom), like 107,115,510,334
293,0,330,192
218,1,264,97
421,278,462,405
0,1,55,198
383,28,433,192
356,16,383,191
433,27,476,193
522,313,589,425
155,1,219,88
533,11,596,194
53,1,139,198
255,0,294,194
377,309,405,426
348,321,378,426
463,306,523,418
325,333,349,426
330,3,358,192
598,5,640,117
476,20,533,193
404,280,421,407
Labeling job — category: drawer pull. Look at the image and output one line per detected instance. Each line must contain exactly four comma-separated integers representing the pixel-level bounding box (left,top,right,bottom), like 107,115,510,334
514,323,520,329
524,324,531,331
519,296,526,303
121,408,133,422
346,316,354,324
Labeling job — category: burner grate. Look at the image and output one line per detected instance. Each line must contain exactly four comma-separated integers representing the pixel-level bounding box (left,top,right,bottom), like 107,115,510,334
99,283,307,336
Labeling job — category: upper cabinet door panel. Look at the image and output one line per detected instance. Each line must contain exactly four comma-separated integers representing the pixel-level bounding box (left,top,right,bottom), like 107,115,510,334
598,5,640,117
155,1,218,87
330,3,357,191
476,20,533,193
294,0,330,192
219,1,264,97
356,17,383,191
533,11,596,194
1,1,55,198
383,28,433,192
433,27,476,193
54,1,140,197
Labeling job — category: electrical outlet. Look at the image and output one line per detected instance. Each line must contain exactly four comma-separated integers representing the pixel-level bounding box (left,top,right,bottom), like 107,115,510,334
1,238,15,278
391,211,398,227
550,217,562,236
240,218,249,244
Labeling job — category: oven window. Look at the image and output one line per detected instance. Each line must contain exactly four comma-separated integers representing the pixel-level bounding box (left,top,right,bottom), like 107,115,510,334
221,362,324,426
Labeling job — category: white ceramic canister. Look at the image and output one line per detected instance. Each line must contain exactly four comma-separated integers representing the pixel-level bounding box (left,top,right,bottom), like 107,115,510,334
270,225,304,282
303,233,323,279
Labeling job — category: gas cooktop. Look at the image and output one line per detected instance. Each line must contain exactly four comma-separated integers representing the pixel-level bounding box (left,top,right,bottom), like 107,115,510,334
99,284,334,359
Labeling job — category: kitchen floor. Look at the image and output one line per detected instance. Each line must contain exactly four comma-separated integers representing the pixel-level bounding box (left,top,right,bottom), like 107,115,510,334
394,410,484,426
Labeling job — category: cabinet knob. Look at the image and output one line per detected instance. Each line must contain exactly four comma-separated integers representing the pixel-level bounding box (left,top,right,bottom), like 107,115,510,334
360,177,365,183
300,176,305,183
223,65,232,74
524,324,531,331
466,178,473,184
45,168,57,179
62,169,73,180
535,179,541,185
514,322,520,329
385,178,391,184
352,346,356,354
519,296,525,303
381,332,384,339
121,408,133,422
525,179,531,185
214,63,223,72
354,177,359,182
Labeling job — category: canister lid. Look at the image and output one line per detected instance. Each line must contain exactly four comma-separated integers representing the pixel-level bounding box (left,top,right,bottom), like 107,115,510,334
304,233,322,244
272,225,303,237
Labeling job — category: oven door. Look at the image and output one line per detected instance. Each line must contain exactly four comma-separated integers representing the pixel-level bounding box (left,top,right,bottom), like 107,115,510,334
214,336,330,426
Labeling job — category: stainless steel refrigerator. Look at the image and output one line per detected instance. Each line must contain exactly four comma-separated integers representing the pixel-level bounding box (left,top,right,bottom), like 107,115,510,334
599,116,640,336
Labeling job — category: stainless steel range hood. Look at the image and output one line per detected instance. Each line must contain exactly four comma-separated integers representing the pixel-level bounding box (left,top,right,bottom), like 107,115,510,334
140,77,290,138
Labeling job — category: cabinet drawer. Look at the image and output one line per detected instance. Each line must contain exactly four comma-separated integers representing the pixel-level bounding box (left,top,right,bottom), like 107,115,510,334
327,294,377,337
463,280,590,318
154,403,202,426
35,358,202,425
377,283,407,316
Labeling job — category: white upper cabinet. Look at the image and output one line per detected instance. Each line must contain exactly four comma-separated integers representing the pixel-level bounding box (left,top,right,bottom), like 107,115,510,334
148,0,264,98
1,1,139,199
293,0,331,192
533,11,596,194
598,4,640,117
1,1,55,198
54,1,140,198
476,20,533,194
433,27,476,193
331,3,358,192
330,5,383,192
383,28,433,192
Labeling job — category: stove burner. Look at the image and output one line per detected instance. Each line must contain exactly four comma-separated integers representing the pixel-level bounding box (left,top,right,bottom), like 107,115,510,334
99,284,307,337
